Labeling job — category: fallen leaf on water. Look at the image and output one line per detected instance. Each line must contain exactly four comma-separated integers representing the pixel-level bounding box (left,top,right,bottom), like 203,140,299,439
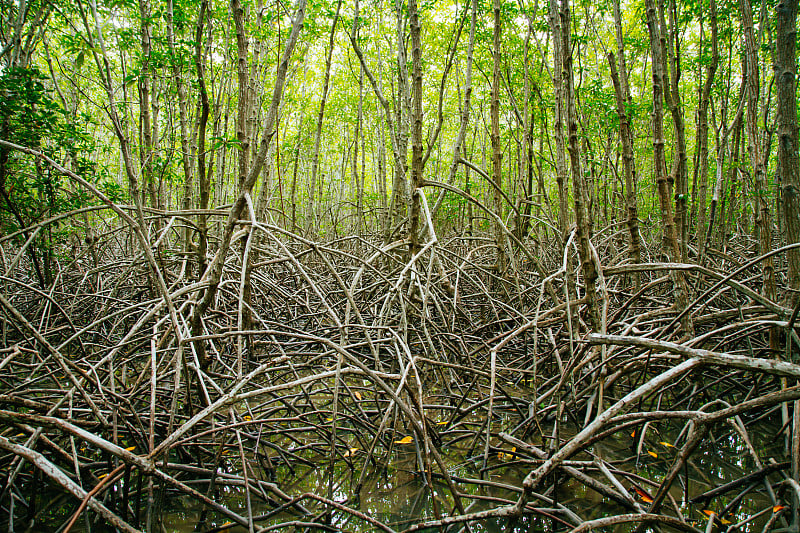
659,441,675,448
498,447,517,461
633,487,653,503
394,436,413,444
700,510,729,523
343,447,358,457
647,451,658,458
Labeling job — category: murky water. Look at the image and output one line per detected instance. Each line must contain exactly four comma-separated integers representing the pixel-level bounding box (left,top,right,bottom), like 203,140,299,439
157,414,788,533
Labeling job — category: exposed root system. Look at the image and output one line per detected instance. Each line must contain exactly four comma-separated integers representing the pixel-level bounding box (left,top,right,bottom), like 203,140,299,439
1,208,798,532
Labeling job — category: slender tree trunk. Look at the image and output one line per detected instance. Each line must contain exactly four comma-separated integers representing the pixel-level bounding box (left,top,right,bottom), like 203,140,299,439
645,0,678,260
308,1,341,235
741,0,776,309
776,0,800,292
645,0,692,335
662,0,688,262
696,0,718,256
549,0,568,236
392,0,410,238
191,0,306,370
138,0,156,210
407,0,424,256
490,0,505,274
561,0,599,330
353,1,364,236
430,0,476,222
194,0,210,279
608,52,641,286
167,0,195,265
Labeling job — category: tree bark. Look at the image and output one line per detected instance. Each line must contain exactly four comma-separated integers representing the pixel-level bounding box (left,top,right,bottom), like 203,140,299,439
561,0,600,330
166,0,195,265
490,0,506,274
309,0,341,235
191,0,307,370
194,0,210,279
695,1,718,256
549,0,568,237
741,0,776,309
407,0,424,256
776,0,800,292
608,52,641,287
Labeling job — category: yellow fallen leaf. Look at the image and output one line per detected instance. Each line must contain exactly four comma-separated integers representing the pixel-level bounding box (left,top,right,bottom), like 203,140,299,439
343,447,358,457
634,487,652,501
124,446,136,452
701,510,729,523
659,441,675,448
631,431,636,438
394,436,413,444
436,421,447,425
647,451,658,458
243,415,251,421
498,447,516,461
326,417,333,422
773,505,786,513
16,433,25,437
98,473,107,479
354,391,362,400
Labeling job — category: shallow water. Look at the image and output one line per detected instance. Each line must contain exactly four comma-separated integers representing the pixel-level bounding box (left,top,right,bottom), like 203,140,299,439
157,414,788,533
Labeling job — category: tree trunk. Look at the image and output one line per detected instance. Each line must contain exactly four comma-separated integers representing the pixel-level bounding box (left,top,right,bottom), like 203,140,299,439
549,0,568,237
490,0,506,274
695,0,718,256
138,0,156,210
662,0,688,262
167,0,195,267
741,0,776,309
645,0,692,335
776,0,800,292
608,52,641,286
308,0,341,235
561,0,600,331
191,0,307,370
407,0,424,256
194,0,210,279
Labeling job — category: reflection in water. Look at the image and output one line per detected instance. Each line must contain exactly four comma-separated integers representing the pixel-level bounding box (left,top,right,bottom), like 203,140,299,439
158,414,784,532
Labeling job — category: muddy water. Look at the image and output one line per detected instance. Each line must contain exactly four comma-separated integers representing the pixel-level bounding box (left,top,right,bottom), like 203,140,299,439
159,415,787,533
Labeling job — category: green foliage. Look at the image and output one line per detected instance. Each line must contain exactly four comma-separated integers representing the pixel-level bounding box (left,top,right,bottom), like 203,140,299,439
0,67,116,282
